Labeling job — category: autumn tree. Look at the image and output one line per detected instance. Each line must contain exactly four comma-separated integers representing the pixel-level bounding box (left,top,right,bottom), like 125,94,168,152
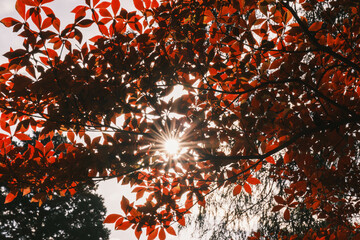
0,133,109,239
0,187,110,240
1,0,360,239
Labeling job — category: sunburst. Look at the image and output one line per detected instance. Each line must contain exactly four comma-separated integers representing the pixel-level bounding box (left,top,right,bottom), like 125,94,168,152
147,118,194,160
164,138,180,155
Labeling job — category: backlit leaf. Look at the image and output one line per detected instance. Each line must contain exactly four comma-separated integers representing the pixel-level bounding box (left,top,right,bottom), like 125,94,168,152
308,21,323,32
103,214,122,223
5,191,18,204
133,0,144,11
165,226,176,236
233,184,242,196
159,228,166,240
243,183,252,195
1,17,20,27
247,177,261,185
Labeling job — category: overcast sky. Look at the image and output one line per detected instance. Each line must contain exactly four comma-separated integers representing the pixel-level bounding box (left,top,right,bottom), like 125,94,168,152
0,1,185,239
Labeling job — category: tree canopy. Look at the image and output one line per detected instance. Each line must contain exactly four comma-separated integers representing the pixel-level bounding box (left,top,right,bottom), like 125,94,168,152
1,0,360,239
0,186,110,240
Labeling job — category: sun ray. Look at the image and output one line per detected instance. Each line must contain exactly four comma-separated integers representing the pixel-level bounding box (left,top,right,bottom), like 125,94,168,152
164,138,180,155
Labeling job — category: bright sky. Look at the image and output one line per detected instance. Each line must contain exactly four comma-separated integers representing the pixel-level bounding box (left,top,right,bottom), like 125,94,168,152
0,1,184,239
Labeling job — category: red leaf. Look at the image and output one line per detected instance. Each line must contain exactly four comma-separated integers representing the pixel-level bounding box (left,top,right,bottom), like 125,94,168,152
151,0,159,8
67,130,75,143
99,8,112,17
41,0,54,3
265,156,275,164
16,0,26,19
244,183,252,194
165,226,176,236
31,12,42,29
144,0,151,8
178,216,185,226
35,140,45,155
274,195,286,205
89,35,103,42
272,205,284,212
45,141,54,154
308,21,323,32
42,17,52,29
78,19,94,27
14,133,32,141
93,0,100,7
134,0,144,11
21,0,36,6
269,58,282,69
121,196,130,214
99,24,109,36
247,177,261,185
96,2,111,9
283,152,291,164
1,18,21,27
159,228,166,240
148,227,159,240
283,208,290,221
41,6,54,16
111,0,121,14
233,184,242,196
114,217,123,228
5,191,18,204
115,20,125,33
71,5,86,13
103,214,122,223
52,18,60,31
116,221,132,230
135,228,142,239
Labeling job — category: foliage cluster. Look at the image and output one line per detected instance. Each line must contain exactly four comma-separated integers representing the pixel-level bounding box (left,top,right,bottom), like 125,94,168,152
1,0,360,239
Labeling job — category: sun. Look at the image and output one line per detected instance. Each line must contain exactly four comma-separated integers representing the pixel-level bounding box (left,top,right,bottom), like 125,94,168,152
164,138,180,155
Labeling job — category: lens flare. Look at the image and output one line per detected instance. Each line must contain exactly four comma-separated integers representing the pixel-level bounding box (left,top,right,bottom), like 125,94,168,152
164,138,180,155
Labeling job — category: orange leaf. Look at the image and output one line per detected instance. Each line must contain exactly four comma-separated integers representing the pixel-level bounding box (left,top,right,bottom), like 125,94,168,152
233,184,242,196
5,191,18,204
165,226,176,236
22,187,31,196
159,228,166,240
103,214,122,223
